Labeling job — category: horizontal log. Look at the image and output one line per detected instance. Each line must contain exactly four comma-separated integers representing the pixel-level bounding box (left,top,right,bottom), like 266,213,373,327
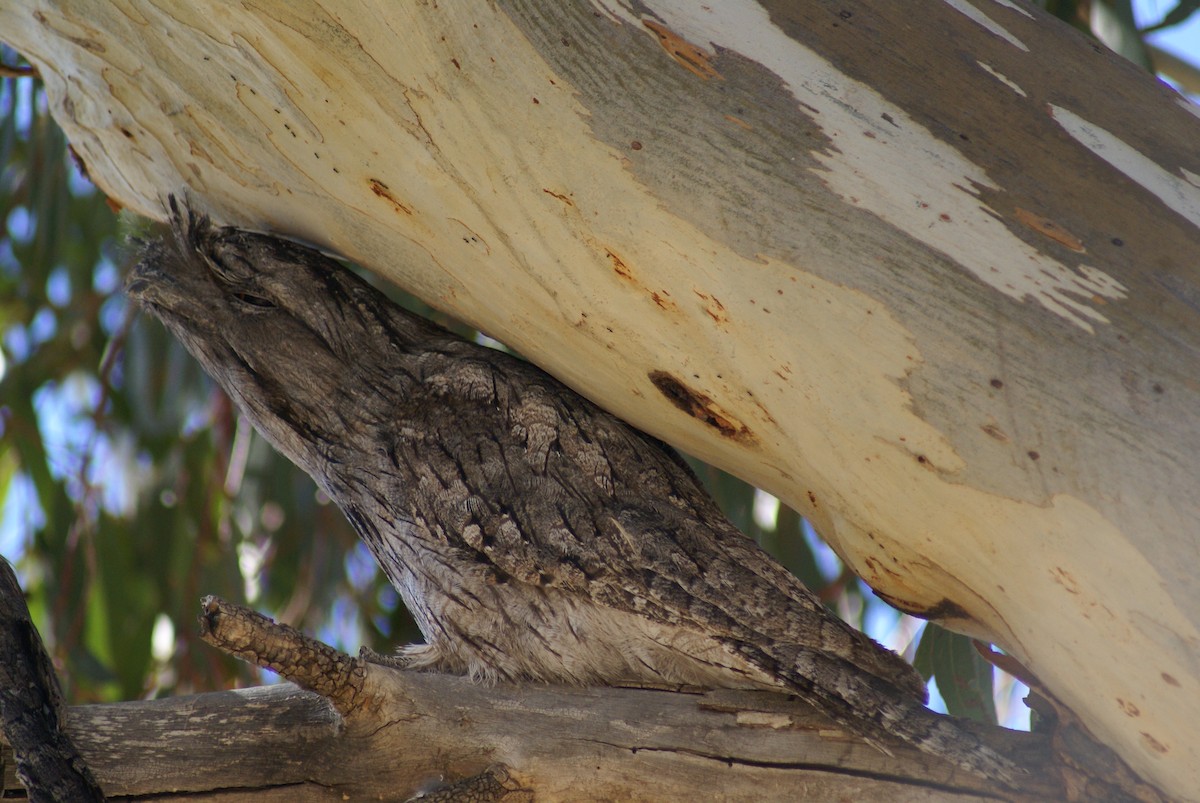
2,673,1056,801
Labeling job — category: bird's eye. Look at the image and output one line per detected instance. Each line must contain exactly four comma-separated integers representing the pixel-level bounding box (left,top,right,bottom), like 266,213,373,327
206,253,274,309
233,291,275,309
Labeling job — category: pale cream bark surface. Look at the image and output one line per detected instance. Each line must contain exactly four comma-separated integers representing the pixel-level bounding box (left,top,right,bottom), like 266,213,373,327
3,1,1198,799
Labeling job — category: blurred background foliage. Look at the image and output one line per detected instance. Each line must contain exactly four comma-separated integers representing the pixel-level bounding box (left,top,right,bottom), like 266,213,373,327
1,1,1196,724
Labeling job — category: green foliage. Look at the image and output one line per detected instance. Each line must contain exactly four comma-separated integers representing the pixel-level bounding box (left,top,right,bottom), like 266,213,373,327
1142,1,1200,34
914,623,997,726
1034,0,1200,71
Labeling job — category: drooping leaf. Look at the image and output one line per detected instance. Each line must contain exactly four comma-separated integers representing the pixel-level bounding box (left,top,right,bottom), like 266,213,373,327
1141,1,1200,34
914,623,996,725
1089,0,1154,69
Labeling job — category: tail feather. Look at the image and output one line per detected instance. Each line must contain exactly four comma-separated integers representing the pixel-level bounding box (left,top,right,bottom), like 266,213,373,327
738,642,1023,786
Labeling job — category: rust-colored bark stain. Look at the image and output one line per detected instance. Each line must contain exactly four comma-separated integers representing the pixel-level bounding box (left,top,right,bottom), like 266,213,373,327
648,370,752,441
543,188,573,206
602,249,676,311
1141,732,1170,754
368,179,413,215
752,400,778,426
863,554,901,580
1014,207,1086,253
605,248,634,280
693,289,729,326
723,114,753,130
1051,566,1080,594
981,423,1009,442
1118,699,1141,718
650,290,678,311
643,19,721,80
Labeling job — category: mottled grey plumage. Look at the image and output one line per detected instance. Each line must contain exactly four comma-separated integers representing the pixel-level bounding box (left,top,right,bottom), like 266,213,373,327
126,200,1019,784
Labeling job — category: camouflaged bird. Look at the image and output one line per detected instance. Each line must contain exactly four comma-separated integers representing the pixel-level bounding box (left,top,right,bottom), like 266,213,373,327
126,200,1019,784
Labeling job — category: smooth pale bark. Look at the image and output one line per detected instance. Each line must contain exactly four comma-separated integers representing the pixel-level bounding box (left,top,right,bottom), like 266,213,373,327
3,2,1199,798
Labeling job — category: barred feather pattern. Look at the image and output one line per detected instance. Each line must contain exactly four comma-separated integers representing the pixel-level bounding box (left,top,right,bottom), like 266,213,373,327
126,200,1019,785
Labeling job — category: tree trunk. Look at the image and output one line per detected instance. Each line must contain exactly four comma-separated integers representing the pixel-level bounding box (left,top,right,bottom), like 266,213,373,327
3,1,1199,799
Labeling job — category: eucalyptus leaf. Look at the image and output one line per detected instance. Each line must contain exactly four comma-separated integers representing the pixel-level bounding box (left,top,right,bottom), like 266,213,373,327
914,623,997,726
